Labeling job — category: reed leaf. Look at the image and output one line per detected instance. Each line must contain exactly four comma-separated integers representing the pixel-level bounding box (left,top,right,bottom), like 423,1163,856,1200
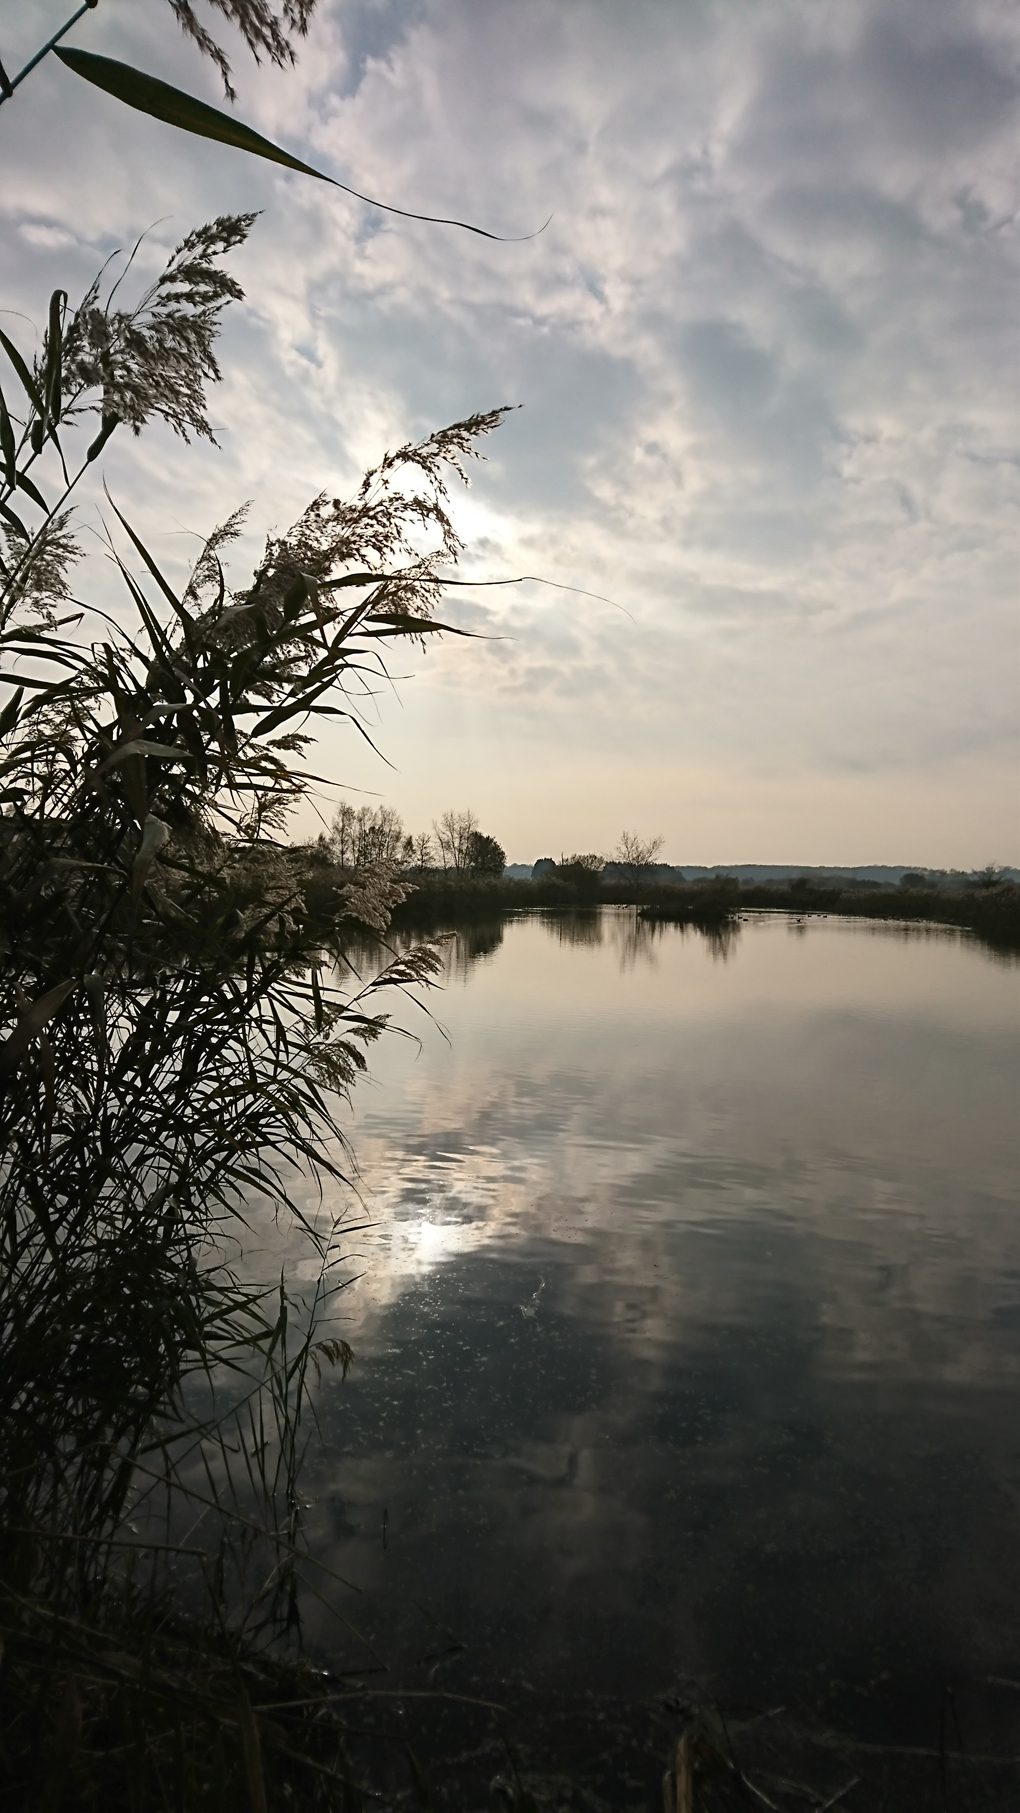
55,48,538,241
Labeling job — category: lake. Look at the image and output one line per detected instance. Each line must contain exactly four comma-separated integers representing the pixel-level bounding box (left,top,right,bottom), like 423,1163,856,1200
293,908,1020,1782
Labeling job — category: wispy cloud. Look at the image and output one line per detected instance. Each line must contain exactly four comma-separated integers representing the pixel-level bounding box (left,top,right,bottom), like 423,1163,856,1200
2,0,1016,860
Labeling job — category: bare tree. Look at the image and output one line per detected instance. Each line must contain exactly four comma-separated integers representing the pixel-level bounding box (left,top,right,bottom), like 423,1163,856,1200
330,803,405,870
614,830,665,887
433,808,479,873
407,830,435,871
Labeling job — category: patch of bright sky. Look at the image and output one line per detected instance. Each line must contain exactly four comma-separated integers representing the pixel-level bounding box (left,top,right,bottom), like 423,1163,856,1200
1,0,1017,864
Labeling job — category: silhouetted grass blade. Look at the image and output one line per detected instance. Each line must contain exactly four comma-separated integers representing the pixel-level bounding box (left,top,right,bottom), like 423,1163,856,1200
0,324,45,415
54,47,541,241
15,470,49,511
0,978,77,1075
0,381,17,485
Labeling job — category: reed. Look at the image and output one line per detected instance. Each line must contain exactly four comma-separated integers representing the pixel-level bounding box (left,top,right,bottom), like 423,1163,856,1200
0,219,504,1805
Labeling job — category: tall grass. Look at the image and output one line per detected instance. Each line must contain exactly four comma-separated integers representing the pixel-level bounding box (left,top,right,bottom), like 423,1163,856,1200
0,218,505,1804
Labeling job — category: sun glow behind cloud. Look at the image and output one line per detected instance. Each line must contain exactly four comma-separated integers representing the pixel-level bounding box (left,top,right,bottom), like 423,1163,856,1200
2,0,1017,862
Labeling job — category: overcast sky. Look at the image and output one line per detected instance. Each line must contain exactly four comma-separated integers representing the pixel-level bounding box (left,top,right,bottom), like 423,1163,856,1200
2,0,1017,864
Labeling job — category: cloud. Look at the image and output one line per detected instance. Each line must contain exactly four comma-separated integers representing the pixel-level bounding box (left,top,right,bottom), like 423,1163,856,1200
2,0,1017,860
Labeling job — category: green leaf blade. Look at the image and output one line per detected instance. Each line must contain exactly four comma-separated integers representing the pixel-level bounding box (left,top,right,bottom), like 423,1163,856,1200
0,325,44,416
54,48,337,180
53,48,535,242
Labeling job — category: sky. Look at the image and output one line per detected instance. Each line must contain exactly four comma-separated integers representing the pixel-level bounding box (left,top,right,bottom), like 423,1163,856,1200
2,0,1017,865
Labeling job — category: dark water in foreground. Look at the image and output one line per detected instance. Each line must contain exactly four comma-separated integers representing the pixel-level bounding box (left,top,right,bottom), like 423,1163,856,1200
297,911,1020,1756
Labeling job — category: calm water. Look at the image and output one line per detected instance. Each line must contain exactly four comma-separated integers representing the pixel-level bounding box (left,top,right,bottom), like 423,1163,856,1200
297,910,1020,1750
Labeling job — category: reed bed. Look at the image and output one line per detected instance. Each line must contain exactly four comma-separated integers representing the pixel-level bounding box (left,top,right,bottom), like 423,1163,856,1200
0,217,504,1807
379,874,1019,954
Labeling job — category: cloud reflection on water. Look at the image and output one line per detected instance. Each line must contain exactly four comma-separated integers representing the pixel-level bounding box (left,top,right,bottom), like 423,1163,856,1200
285,912,1019,1745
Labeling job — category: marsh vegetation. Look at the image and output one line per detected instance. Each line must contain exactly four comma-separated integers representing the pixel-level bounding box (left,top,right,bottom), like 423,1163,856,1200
378,869,1020,954
0,209,510,1805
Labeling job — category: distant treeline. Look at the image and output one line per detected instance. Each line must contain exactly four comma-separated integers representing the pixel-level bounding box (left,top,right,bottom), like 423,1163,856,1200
363,869,1020,952
300,816,1020,951
655,876,1019,951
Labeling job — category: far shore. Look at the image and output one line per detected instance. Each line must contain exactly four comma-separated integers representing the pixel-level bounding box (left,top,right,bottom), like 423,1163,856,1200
369,872,1020,953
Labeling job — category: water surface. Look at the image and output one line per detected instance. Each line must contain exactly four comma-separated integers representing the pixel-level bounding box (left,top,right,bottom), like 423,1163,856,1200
299,910,1020,1749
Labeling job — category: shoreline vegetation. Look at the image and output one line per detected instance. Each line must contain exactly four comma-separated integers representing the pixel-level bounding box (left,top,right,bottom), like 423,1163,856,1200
0,212,524,1809
300,814,1019,951
303,864,1020,954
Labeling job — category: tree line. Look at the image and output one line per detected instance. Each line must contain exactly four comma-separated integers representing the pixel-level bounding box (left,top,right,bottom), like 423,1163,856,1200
325,808,667,883
540,831,666,889
326,802,506,876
